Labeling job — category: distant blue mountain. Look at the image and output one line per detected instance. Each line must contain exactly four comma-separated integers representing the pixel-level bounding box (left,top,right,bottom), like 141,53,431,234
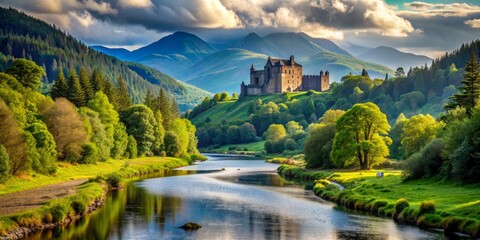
358,46,432,70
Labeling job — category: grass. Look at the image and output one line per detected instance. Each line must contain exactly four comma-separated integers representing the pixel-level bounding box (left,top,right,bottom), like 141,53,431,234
0,157,190,237
277,165,480,237
190,91,329,126
202,141,265,154
0,157,188,195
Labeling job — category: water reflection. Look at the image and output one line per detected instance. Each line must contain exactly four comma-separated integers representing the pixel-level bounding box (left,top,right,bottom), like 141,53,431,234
32,155,443,240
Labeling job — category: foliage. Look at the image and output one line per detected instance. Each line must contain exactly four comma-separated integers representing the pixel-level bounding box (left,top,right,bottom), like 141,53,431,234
264,124,287,153
331,102,391,169
402,139,445,180
105,173,122,189
120,104,157,156
6,58,45,91
400,114,444,157
446,52,480,116
0,99,27,175
79,143,98,164
43,98,88,162
304,110,345,169
0,145,10,182
389,113,406,159
164,131,181,157
126,135,138,159
79,107,110,162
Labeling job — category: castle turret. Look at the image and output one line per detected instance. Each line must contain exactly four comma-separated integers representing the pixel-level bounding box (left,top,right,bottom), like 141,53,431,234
250,64,255,73
290,55,295,65
320,70,324,76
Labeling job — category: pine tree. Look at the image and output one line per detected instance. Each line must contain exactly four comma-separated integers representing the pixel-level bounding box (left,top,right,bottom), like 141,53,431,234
116,76,132,111
91,69,106,93
67,69,85,107
157,89,172,130
361,68,369,77
144,89,157,110
446,52,480,116
50,69,68,99
79,68,94,102
104,80,118,109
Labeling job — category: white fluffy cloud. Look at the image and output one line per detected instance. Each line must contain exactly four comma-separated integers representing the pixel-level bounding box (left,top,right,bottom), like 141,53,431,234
465,19,480,28
399,1,480,18
119,0,153,8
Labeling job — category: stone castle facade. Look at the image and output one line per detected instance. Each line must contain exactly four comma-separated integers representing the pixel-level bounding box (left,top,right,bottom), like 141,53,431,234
240,55,329,98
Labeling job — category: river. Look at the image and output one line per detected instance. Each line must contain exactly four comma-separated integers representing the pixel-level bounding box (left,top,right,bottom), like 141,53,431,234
32,154,444,240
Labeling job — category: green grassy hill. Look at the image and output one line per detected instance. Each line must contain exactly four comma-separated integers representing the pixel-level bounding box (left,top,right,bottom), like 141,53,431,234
191,91,329,126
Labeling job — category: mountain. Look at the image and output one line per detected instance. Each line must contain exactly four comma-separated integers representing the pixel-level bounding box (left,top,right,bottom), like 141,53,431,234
91,46,131,61
231,32,279,57
358,46,432,70
0,7,211,110
179,48,268,93
299,52,393,81
298,33,351,56
337,41,373,56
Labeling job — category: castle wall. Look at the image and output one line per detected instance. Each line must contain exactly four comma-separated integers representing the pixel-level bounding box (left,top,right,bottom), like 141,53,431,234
250,70,265,86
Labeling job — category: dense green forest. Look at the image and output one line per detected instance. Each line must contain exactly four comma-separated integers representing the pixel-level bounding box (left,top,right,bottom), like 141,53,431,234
0,58,202,181
189,40,480,183
0,7,210,110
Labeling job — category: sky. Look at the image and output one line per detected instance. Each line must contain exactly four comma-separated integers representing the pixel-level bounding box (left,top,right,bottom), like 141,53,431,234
0,0,479,58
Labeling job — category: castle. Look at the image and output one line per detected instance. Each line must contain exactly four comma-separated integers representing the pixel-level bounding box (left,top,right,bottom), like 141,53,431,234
240,55,330,98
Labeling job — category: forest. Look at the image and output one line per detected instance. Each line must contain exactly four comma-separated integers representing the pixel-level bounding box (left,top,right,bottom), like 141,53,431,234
189,40,480,183
0,58,202,181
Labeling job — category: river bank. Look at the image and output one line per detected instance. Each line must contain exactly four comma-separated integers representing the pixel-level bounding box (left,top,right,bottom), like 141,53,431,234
0,157,190,239
277,165,480,238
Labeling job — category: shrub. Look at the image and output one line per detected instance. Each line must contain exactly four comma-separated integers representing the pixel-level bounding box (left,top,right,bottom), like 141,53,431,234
402,139,444,180
419,201,436,215
49,203,68,223
395,198,410,215
80,143,98,164
417,213,442,227
105,173,122,189
71,196,88,215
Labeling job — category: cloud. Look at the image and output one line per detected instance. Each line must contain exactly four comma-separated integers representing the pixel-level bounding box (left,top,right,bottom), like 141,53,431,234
119,0,153,8
465,19,480,28
399,1,480,18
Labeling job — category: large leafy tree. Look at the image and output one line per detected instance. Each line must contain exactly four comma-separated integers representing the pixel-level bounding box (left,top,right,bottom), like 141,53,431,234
6,58,45,91
120,104,157,156
0,99,27,175
446,52,480,116
304,110,345,169
87,91,119,157
43,98,88,162
331,102,391,170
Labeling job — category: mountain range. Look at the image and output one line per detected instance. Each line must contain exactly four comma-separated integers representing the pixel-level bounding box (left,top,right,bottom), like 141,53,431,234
94,32,432,93
0,8,211,111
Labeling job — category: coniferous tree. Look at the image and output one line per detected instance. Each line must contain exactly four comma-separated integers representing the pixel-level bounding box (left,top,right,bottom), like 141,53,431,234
50,69,68,99
67,69,85,107
116,77,132,111
446,52,480,116
144,89,157,110
157,89,172,130
91,69,106,93
104,80,118,109
79,68,94,102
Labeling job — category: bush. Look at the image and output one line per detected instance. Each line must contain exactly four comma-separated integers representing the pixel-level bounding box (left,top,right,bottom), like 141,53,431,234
71,196,88,215
80,143,98,164
419,201,436,215
105,173,122,189
126,135,138,159
402,139,444,180
49,203,68,223
394,198,410,215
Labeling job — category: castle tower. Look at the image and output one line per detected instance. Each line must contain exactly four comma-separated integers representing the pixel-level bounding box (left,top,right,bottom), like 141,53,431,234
290,55,294,65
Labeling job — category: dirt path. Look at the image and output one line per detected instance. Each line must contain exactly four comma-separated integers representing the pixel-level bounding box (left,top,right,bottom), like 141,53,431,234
0,179,87,216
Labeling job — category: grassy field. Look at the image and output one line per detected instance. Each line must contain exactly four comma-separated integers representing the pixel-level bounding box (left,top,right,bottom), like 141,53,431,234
277,165,480,237
191,91,329,126
201,141,265,154
0,157,189,196
0,157,190,236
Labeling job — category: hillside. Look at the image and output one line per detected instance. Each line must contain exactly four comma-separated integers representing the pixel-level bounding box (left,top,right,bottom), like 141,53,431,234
358,46,432,70
0,8,210,110
300,52,394,80
179,48,269,93
91,46,131,61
